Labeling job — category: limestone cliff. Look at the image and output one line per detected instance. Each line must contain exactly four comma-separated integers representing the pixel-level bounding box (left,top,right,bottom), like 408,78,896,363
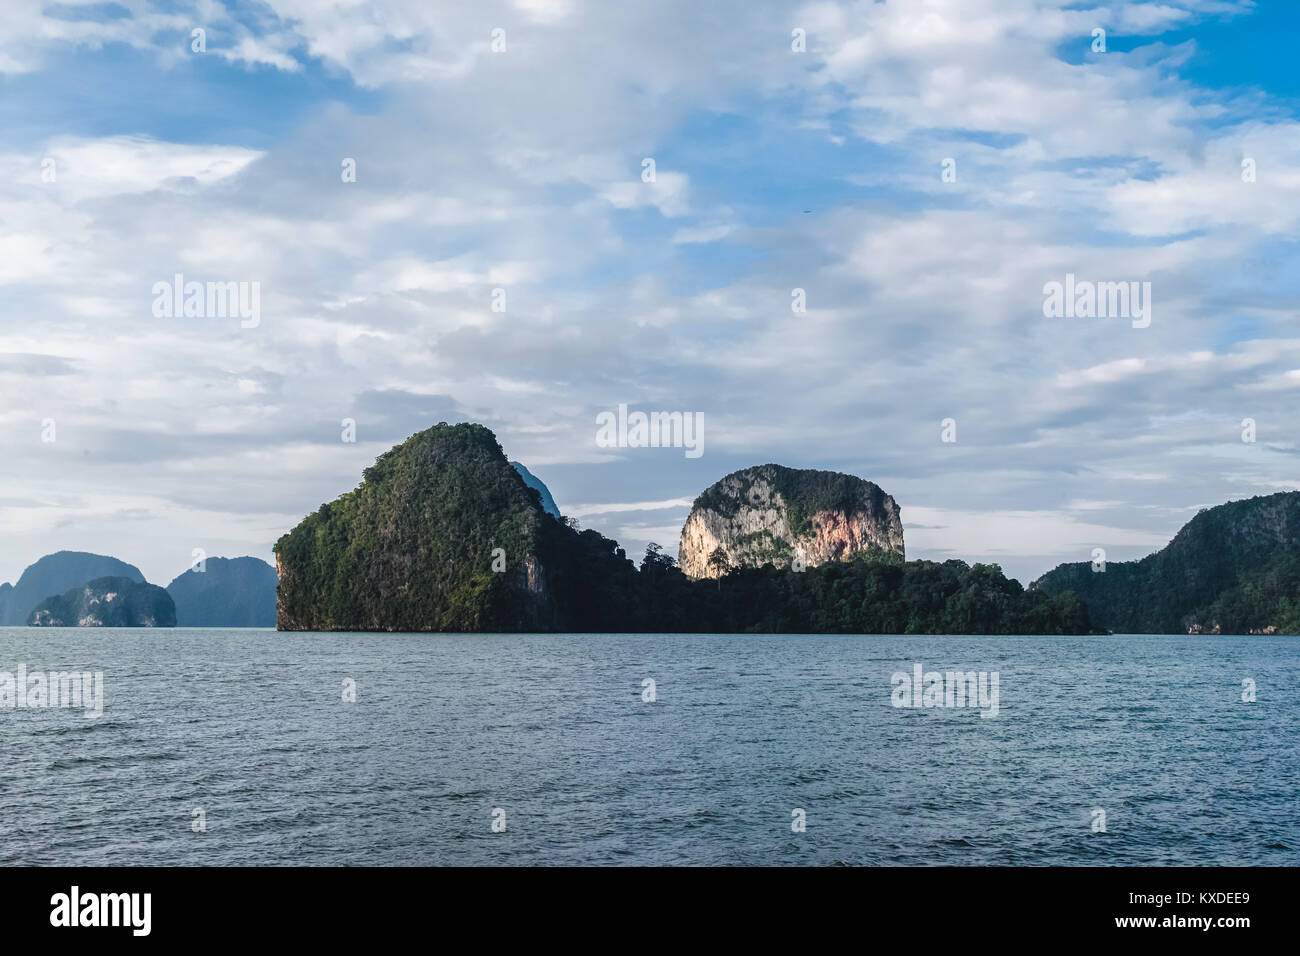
678,464,904,579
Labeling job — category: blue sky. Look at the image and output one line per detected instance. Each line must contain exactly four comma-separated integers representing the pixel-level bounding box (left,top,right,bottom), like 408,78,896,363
1,0,1299,586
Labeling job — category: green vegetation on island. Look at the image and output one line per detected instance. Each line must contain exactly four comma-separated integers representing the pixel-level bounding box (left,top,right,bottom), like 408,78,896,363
274,423,1093,634
1034,491,1300,634
275,423,557,631
0,551,145,626
636,545,1089,634
27,576,176,627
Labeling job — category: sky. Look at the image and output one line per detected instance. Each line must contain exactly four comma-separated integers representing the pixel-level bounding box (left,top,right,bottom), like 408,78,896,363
1,0,1298,587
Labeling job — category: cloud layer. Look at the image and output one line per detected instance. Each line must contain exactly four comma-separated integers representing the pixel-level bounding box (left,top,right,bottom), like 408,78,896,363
1,0,1297,587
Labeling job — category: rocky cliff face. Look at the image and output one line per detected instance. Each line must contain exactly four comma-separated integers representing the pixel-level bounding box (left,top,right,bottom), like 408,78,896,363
678,464,904,579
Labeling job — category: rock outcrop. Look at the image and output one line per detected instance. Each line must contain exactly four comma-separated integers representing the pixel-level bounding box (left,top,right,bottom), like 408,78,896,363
27,576,176,627
678,464,905,579
274,423,573,631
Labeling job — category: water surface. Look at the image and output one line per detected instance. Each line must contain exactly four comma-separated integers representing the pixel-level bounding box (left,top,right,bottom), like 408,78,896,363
1,629,1294,865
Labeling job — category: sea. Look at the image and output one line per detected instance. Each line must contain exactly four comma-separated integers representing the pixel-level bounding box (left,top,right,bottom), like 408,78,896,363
0,629,1295,866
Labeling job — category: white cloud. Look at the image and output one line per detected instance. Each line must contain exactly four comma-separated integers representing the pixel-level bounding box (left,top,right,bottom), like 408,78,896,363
217,34,303,72
903,505,1173,568
566,498,694,518
600,172,691,218
0,0,1295,588
672,224,733,244
1,136,261,200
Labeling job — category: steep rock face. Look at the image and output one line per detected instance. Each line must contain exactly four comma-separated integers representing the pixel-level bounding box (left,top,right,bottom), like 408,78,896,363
0,551,145,625
274,423,564,631
1034,491,1300,633
27,576,176,627
166,556,278,627
678,464,904,579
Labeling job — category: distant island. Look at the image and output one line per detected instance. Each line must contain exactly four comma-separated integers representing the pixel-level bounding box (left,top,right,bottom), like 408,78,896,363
1035,492,1300,635
28,576,175,627
510,461,561,518
166,557,278,627
11,426,1298,635
0,551,145,626
273,423,1091,633
0,550,277,628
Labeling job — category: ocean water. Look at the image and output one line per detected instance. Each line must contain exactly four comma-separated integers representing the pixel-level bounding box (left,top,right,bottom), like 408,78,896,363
0,628,1295,866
